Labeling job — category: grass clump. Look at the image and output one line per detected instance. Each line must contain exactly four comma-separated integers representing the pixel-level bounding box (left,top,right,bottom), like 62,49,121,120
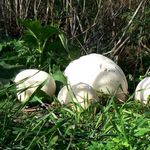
0,82,150,149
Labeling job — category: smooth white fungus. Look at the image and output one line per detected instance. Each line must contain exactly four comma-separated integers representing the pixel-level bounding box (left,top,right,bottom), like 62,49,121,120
64,53,128,102
14,69,56,103
57,82,99,109
135,77,150,104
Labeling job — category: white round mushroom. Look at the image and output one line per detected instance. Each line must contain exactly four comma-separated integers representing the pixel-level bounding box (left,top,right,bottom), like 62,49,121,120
135,77,150,104
57,82,99,109
14,69,56,103
64,53,128,102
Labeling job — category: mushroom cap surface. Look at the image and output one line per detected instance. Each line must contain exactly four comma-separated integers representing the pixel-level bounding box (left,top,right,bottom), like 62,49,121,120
135,77,150,104
14,69,56,102
57,82,99,109
64,53,128,102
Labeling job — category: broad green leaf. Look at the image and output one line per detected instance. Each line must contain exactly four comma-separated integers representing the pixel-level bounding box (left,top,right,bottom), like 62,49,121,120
52,70,67,84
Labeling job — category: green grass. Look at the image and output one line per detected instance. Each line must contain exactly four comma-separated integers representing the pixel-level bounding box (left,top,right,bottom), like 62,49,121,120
0,82,150,150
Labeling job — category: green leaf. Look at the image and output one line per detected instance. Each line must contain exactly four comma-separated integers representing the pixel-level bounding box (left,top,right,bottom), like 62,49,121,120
20,20,42,36
20,20,60,53
48,136,58,147
134,128,150,137
40,26,59,42
52,70,67,84
147,146,150,150
0,44,3,51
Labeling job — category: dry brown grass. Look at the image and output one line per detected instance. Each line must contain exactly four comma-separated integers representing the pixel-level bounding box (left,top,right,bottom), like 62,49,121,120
0,0,149,73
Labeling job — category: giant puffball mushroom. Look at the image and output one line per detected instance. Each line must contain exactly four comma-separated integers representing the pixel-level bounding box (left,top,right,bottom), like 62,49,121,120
57,82,99,109
14,69,56,103
64,53,128,102
135,77,150,104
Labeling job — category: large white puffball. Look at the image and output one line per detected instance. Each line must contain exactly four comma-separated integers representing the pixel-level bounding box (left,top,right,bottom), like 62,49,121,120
135,77,150,104
14,69,56,103
57,83,99,109
64,53,128,102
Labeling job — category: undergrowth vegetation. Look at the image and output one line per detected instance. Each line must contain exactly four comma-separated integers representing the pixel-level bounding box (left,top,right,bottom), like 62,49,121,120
0,0,150,149
0,83,150,149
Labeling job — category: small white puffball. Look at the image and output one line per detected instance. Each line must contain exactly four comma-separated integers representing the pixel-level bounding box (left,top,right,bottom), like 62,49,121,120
14,69,56,103
57,83,99,109
135,77,150,104
64,53,128,102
